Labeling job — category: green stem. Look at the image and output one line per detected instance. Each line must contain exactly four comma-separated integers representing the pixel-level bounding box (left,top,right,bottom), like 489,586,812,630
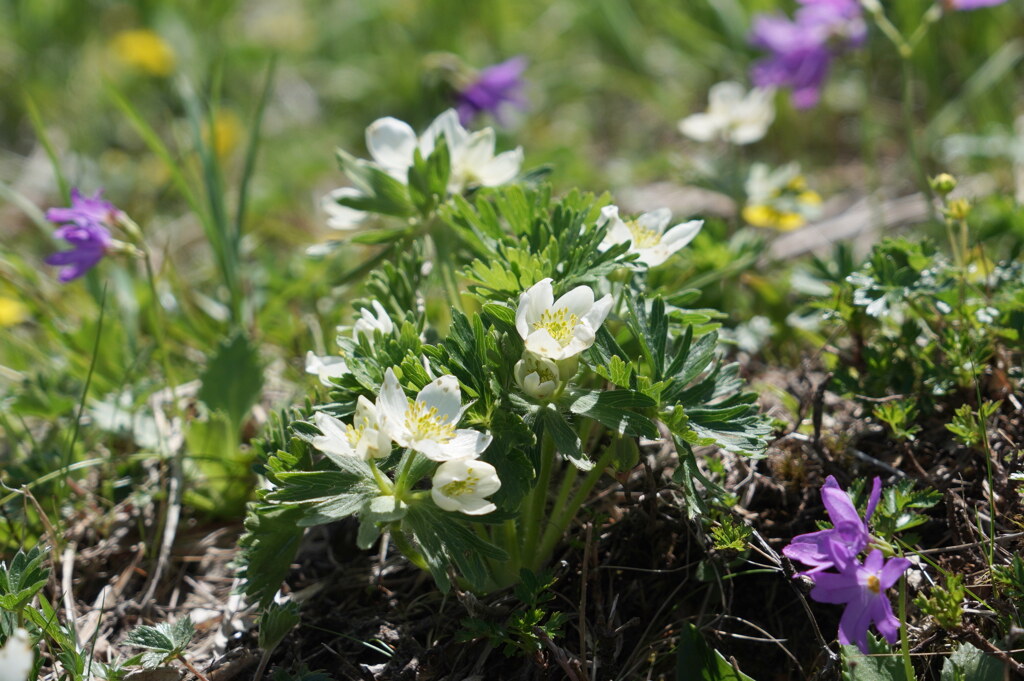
391,528,429,571
368,459,394,495
521,434,556,558
898,575,914,680
534,444,617,571
392,449,418,498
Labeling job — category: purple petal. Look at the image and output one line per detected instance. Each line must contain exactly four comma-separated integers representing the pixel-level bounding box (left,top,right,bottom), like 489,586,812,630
879,556,912,590
865,477,882,523
863,549,884,573
870,594,901,644
838,593,875,654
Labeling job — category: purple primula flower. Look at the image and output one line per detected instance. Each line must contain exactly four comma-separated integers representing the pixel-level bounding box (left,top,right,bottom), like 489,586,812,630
810,549,912,654
45,189,119,282
456,57,527,126
749,0,865,109
783,475,882,573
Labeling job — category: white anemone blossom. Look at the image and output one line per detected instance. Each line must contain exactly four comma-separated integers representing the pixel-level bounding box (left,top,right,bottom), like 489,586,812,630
377,368,492,461
305,351,348,387
0,628,33,681
431,458,501,515
353,301,394,341
513,353,560,401
312,396,391,461
515,278,613,361
597,206,703,268
365,109,523,193
678,81,775,146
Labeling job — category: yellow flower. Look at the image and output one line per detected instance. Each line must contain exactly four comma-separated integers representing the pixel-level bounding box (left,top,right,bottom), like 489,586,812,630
742,205,806,231
112,29,176,76
203,110,243,159
0,296,28,327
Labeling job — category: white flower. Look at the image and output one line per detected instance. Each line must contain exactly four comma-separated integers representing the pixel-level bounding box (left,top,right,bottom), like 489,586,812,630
311,396,391,461
0,628,33,681
430,458,501,515
513,353,560,400
515,279,613,361
678,81,775,146
353,301,394,341
597,206,703,268
305,351,348,386
365,109,522,193
377,368,492,461
321,188,368,231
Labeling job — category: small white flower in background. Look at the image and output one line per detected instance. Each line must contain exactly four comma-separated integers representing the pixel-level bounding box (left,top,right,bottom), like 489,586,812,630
597,205,703,268
311,396,391,461
0,628,33,681
353,301,394,341
365,109,522,193
377,368,492,461
305,351,348,386
431,458,501,515
321,188,369,231
515,278,613,361
514,353,561,400
678,81,775,145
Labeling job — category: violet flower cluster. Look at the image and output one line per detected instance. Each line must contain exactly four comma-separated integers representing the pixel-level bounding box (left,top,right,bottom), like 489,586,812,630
783,475,911,654
748,0,866,109
455,57,527,126
45,189,119,282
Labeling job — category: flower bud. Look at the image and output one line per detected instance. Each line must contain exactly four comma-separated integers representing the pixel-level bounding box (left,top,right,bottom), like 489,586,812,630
514,354,560,401
945,198,971,221
930,173,957,196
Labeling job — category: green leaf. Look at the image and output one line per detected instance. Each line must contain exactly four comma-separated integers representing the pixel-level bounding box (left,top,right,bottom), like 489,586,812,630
198,332,264,433
840,636,910,681
0,545,51,612
676,623,755,681
538,407,590,471
258,601,301,652
237,504,306,607
335,148,414,217
566,389,658,439
940,643,1006,681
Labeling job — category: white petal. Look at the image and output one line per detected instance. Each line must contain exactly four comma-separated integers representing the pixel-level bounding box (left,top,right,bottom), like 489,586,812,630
0,629,33,681
377,368,410,433
515,278,554,338
443,429,494,459
431,486,462,512
371,300,394,334
321,188,368,230
417,375,464,425
354,395,378,425
366,117,417,174
707,81,745,111
422,109,467,157
582,293,613,330
678,113,719,142
597,204,621,229
457,497,498,515
635,208,672,233
730,121,771,145
554,286,595,318
311,412,356,459
459,128,497,172
524,328,565,359
660,220,703,249
413,437,448,461
476,147,523,187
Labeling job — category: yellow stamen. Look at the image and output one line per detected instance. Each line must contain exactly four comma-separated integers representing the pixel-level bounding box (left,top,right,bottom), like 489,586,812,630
441,472,480,498
405,401,456,442
533,308,581,346
867,574,881,594
624,219,662,249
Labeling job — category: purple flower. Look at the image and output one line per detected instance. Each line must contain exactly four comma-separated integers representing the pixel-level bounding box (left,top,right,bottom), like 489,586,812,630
946,0,1007,9
455,57,527,126
749,0,865,109
810,549,911,653
783,475,881,573
45,189,118,282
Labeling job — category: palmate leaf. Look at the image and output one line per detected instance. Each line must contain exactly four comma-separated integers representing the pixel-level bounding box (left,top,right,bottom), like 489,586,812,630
125,617,196,668
402,504,509,593
0,545,50,612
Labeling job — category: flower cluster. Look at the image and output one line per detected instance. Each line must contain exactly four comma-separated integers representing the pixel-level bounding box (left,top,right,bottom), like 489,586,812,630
742,163,822,231
45,188,123,282
322,109,523,230
784,476,911,654
749,0,866,109
598,206,703,267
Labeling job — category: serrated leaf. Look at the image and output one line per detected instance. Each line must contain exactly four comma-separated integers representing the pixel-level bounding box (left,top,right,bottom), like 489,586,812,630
840,635,910,681
198,332,264,432
538,407,590,471
939,642,1005,681
259,601,301,652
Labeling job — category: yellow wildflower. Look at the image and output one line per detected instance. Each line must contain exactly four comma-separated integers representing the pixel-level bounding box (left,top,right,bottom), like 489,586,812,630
112,29,176,76
0,296,28,327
